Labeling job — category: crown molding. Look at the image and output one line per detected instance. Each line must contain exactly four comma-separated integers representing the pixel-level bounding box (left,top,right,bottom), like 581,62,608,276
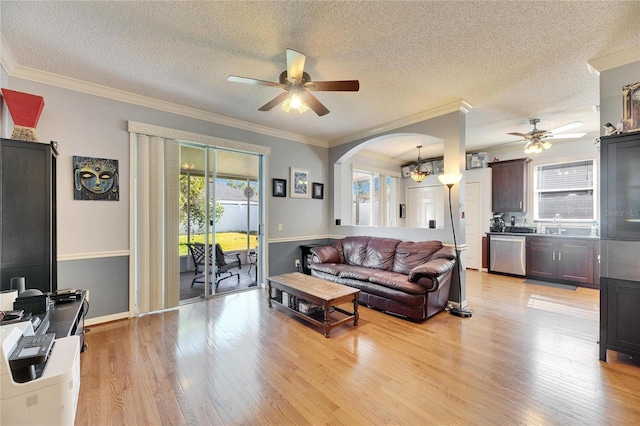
0,34,327,148
329,99,473,148
0,34,18,75
587,46,640,74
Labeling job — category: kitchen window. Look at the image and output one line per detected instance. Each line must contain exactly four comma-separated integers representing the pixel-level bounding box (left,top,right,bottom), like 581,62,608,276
533,159,596,222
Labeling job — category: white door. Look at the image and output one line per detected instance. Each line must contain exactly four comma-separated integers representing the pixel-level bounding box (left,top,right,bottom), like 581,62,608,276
406,185,444,228
465,181,481,269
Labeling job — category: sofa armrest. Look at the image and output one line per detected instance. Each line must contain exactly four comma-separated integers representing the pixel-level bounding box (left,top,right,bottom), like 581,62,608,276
310,245,341,264
430,246,456,261
408,258,456,283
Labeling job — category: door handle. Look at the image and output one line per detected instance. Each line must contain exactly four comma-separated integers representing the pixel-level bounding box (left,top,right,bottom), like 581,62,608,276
519,201,522,209
553,252,555,261
558,252,561,262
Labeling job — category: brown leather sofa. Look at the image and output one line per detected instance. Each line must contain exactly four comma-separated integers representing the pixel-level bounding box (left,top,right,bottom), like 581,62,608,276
309,236,456,321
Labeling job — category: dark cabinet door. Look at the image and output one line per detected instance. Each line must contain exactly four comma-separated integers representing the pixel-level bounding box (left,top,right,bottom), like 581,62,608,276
557,240,594,285
0,139,57,293
602,278,640,360
601,133,640,240
526,237,556,279
490,158,530,213
526,236,596,286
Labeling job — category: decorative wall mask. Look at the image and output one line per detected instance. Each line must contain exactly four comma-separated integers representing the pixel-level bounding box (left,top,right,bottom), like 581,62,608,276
73,156,119,201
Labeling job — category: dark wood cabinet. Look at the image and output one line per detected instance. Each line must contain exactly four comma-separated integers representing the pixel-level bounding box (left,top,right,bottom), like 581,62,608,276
0,138,57,293
526,236,596,287
600,133,640,240
489,158,531,213
600,131,640,362
600,278,640,361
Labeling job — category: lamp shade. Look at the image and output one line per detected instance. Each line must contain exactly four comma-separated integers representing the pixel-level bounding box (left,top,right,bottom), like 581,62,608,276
438,173,462,187
1,88,45,128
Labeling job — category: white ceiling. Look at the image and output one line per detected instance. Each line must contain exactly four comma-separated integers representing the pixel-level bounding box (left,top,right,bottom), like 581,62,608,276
1,1,639,164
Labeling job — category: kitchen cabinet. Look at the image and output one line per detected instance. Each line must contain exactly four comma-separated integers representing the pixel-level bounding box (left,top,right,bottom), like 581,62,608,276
599,131,640,362
526,236,596,287
600,278,640,361
0,138,57,293
489,158,530,213
600,132,640,240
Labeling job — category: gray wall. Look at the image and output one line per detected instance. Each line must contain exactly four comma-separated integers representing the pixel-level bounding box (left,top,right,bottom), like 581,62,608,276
57,256,129,319
1,70,330,320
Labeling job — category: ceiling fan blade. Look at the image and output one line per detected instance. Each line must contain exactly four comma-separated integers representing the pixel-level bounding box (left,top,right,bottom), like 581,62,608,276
286,49,306,84
228,75,285,89
507,132,529,138
304,80,360,91
258,92,291,111
300,91,330,116
546,132,587,139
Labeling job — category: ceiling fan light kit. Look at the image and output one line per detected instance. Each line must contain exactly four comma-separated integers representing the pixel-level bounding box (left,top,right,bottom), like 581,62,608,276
228,48,359,117
508,118,585,155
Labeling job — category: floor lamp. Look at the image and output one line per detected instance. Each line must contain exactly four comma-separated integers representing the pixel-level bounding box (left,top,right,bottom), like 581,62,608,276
438,173,472,318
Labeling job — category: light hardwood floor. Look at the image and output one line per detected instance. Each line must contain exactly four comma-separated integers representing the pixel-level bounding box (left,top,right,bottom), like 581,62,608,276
76,270,640,425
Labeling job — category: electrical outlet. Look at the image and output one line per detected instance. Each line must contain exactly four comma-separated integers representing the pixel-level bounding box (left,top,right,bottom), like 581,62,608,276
294,259,301,267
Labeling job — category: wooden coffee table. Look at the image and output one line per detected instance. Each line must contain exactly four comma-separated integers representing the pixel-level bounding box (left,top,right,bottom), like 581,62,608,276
267,272,359,337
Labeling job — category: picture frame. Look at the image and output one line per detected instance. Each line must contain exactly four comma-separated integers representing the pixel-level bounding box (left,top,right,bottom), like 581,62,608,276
272,178,286,197
290,167,310,198
622,81,640,133
312,182,324,199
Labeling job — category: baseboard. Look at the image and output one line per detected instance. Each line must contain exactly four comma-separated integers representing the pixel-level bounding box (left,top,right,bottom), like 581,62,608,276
85,311,130,327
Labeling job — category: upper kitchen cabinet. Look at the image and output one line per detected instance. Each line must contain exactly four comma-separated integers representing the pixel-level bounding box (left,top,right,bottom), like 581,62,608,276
489,158,531,213
600,132,640,240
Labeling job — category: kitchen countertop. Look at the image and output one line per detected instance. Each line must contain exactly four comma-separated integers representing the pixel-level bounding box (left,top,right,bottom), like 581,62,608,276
486,232,600,240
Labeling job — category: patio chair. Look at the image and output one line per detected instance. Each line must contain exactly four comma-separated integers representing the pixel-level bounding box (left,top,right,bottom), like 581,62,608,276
214,243,241,287
187,242,241,289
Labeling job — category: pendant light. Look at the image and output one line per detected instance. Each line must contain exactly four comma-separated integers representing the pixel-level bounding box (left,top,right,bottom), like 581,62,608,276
411,145,429,183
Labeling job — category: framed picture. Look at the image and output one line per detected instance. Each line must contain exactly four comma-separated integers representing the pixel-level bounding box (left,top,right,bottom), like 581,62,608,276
272,178,286,197
622,81,640,133
312,182,324,199
290,167,310,198
73,156,119,201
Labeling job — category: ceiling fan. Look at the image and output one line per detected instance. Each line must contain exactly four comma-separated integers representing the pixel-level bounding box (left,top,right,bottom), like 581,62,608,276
507,118,586,154
227,48,359,116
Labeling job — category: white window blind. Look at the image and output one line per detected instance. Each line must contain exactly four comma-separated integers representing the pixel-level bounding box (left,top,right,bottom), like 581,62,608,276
534,160,596,221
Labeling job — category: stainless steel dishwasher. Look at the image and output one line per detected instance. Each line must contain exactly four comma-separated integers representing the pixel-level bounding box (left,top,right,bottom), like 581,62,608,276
489,235,526,276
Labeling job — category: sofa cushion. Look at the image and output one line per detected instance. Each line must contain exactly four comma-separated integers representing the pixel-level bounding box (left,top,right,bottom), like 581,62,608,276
309,263,350,277
338,266,377,281
368,270,427,295
342,236,370,266
392,241,443,274
362,237,401,271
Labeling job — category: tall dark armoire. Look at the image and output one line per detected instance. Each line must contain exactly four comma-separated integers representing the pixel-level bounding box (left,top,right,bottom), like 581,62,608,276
599,131,640,361
0,138,57,293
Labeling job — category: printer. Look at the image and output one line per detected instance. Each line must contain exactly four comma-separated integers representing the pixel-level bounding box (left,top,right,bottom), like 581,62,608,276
1,321,80,425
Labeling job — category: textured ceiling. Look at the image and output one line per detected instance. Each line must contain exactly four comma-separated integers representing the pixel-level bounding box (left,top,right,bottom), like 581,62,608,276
1,1,639,163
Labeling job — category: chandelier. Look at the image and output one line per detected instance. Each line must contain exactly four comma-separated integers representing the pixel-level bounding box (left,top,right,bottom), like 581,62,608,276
411,145,429,183
523,137,552,155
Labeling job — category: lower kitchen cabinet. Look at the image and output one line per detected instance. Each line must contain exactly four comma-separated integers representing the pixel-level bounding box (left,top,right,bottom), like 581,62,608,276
600,277,640,361
526,236,596,287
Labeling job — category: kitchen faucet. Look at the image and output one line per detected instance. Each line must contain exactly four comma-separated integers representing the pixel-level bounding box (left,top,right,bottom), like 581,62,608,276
553,213,562,234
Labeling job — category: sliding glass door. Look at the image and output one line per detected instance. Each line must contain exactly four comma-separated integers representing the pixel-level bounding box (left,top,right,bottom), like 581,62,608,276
179,143,262,302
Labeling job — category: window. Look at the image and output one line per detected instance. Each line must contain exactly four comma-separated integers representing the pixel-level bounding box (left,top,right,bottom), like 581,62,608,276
533,160,596,221
352,168,398,227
